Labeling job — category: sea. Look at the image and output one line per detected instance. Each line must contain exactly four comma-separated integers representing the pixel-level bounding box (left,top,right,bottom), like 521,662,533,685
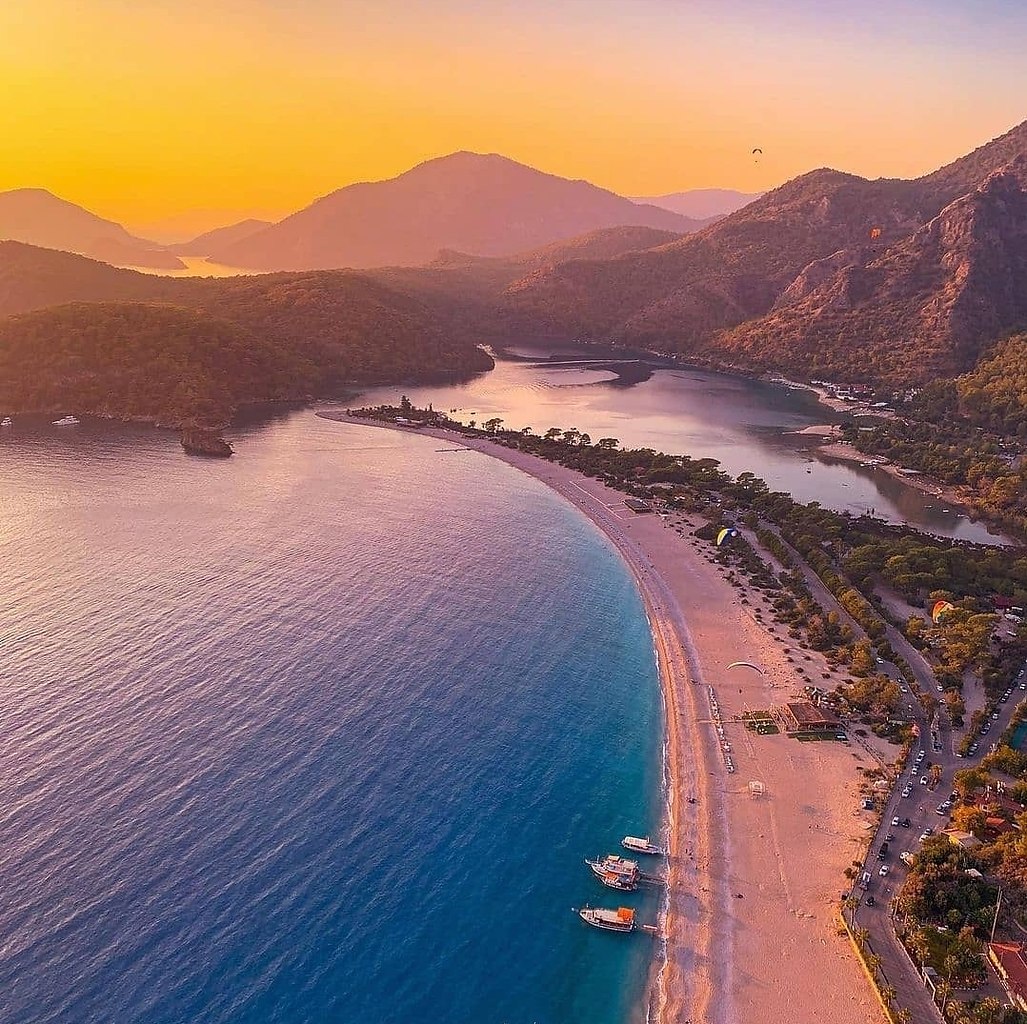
0,412,664,1024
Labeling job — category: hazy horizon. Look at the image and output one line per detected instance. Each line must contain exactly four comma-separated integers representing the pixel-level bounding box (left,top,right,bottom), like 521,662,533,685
3,0,1026,235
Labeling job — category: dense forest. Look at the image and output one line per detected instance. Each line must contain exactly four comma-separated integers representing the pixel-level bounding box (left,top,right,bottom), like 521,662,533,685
844,334,1027,535
0,244,494,426
0,303,314,427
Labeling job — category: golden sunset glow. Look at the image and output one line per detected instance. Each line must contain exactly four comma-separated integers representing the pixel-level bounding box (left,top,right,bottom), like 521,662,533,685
3,0,1026,235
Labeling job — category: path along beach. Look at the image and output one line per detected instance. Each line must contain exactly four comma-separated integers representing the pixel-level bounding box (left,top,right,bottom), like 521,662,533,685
327,414,885,1024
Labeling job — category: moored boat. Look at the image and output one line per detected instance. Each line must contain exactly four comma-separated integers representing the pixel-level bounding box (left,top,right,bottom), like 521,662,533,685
622,835,665,856
52,415,80,426
585,853,640,891
1,416,11,427
577,904,635,932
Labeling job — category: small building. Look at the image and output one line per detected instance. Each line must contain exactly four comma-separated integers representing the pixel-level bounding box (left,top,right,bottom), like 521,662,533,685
782,702,839,733
624,498,652,514
943,829,983,851
989,942,1027,1011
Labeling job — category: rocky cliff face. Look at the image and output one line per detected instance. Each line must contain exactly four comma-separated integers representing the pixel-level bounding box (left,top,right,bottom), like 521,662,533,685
500,121,1027,384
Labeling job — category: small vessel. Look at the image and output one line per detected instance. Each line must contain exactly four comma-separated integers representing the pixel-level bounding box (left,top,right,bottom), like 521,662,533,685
586,854,640,891
1,417,11,427
52,415,80,426
622,835,665,856
578,905,635,932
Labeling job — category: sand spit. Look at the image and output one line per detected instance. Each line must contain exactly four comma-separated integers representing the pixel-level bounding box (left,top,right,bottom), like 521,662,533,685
324,413,883,1024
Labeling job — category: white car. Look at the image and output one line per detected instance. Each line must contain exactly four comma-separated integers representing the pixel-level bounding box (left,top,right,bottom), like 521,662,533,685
920,776,929,785
879,865,890,876
901,787,912,798
892,816,901,827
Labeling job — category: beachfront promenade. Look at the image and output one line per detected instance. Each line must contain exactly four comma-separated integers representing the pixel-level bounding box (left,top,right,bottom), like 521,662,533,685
330,414,882,1024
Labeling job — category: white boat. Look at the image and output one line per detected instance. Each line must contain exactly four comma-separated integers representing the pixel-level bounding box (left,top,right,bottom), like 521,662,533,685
1,417,11,427
585,854,640,891
52,415,80,426
578,904,635,932
622,835,665,856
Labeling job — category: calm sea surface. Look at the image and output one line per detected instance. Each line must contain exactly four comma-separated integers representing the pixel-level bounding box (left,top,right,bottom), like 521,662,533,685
357,345,1006,545
0,413,663,1024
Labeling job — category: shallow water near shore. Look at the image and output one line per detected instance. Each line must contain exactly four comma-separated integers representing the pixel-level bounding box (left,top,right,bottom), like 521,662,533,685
0,412,663,1024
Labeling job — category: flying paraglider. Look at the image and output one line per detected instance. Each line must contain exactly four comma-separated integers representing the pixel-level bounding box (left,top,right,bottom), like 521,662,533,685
727,661,765,675
931,600,955,624
751,147,763,164
716,527,739,546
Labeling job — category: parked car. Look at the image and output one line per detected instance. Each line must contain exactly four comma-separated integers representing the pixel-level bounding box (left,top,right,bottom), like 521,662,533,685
879,865,890,876
866,894,876,906
901,818,911,827
920,776,929,785
892,816,901,827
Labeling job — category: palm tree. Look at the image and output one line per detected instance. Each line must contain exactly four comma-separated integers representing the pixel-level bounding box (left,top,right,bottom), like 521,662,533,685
896,1009,912,1024
881,984,896,1008
855,926,870,950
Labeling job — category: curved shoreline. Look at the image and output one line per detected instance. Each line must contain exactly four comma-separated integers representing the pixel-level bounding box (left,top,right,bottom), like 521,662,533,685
324,412,882,1024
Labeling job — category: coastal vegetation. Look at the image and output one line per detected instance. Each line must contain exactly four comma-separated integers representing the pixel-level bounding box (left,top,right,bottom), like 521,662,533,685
352,403,1027,739
841,335,1027,537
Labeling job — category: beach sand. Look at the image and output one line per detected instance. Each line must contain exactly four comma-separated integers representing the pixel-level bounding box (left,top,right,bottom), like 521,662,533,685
325,414,884,1024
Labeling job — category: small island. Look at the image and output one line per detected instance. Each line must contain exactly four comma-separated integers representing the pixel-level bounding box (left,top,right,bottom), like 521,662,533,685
180,428,233,458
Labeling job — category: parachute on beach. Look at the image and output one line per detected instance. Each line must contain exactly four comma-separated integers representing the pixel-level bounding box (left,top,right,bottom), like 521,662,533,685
727,661,765,675
931,600,955,624
870,226,882,239
716,527,739,546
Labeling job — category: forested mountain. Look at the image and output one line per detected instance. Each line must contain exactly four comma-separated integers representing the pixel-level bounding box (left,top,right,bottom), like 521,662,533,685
955,333,1027,436
208,152,702,270
500,120,1027,384
0,303,309,427
0,189,183,270
0,244,493,426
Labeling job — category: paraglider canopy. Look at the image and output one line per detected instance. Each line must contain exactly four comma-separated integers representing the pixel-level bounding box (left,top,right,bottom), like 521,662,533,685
727,661,765,675
716,527,739,547
931,600,955,624
751,147,763,154
869,226,882,239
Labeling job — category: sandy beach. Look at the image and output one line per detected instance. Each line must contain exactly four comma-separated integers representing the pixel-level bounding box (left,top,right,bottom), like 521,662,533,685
325,413,883,1024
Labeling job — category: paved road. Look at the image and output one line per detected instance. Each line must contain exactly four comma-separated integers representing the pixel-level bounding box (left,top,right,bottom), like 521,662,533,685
850,663,1027,1020
746,523,1027,1018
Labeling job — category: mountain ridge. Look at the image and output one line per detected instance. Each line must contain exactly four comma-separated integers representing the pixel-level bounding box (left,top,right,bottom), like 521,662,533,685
209,151,706,271
0,189,184,270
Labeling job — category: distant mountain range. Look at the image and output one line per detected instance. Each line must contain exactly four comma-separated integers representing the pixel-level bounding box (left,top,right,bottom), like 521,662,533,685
204,153,705,270
0,189,185,270
3,120,1027,429
632,188,761,220
170,218,272,256
501,119,1027,384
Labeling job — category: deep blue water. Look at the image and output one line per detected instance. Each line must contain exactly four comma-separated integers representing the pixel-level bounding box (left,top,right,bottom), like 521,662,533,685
0,412,663,1024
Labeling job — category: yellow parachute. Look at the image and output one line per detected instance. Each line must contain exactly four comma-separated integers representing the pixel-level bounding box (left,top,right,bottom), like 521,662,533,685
716,527,739,546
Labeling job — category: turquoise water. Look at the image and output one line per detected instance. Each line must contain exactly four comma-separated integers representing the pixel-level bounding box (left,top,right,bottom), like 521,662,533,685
0,412,664,1024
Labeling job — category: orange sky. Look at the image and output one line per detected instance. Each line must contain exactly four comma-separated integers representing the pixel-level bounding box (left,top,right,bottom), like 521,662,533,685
2,0,1025,238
